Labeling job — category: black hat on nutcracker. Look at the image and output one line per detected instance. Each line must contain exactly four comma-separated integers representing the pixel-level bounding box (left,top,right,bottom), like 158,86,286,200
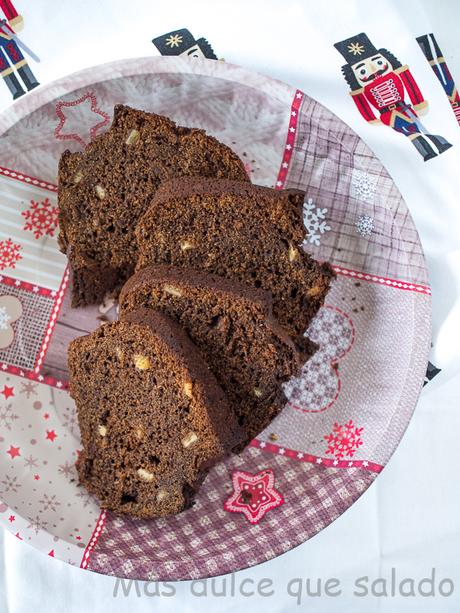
334,32,402,90
334,33,379,64
152,28,217,60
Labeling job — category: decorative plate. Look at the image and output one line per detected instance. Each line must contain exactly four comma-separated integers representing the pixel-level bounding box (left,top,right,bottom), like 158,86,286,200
0,57,430,580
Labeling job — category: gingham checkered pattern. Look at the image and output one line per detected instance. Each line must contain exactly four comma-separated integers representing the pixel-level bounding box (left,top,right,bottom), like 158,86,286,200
88,447,376,581
0,281,55,370
288,96,429,286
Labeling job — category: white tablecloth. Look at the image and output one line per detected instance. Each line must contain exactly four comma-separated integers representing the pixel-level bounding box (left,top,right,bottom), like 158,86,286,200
1,0,459,611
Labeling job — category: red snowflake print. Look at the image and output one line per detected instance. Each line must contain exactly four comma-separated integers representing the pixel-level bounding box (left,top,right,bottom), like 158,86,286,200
324,419,363,460
22,198,59,239
0,239,22,271
224,469,284,524
45,429,57,442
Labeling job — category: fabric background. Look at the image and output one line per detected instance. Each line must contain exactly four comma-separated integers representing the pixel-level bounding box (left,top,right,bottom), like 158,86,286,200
0,0,459,611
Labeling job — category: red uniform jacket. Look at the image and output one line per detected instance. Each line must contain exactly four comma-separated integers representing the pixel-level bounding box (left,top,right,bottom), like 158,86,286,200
0,0,21,37
351,66,426,126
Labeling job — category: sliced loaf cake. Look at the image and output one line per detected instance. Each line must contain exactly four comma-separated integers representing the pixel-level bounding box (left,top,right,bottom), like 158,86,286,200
135,177,334,343
119,266,315,443
58,105,249,306
68,308,244,518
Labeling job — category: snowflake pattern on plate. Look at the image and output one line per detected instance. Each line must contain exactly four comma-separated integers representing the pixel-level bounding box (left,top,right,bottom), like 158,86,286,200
39,493,61,513
59,404,79,437
356,215,374,238
351,169,378,203
0,402,19,430
1,474,20,494
22,198,59,239
324,419,364,460
23,454,39,469
27,514,49,536
19,382,38,398
0,372,100,564
0,239,22,271
302,198,331,246
0,305,10,330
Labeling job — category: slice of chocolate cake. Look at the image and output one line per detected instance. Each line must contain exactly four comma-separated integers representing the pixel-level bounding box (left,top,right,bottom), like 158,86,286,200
68,308,244,518
119,266,315,443
135,177,334,343
58,105,249,307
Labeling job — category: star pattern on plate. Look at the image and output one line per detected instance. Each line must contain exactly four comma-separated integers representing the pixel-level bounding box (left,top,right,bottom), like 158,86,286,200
6,445,20,459
1,385,14,399
54,92,110,149
224,469,284,524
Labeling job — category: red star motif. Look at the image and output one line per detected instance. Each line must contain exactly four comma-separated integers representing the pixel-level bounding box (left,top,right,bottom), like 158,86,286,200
45,429,57,442
6,445,20,459
1,385,14,399
224,469,284,524
48,550,55,557
54,92,110,149
8,515,15,522
34,474,40,480
43,413,50,420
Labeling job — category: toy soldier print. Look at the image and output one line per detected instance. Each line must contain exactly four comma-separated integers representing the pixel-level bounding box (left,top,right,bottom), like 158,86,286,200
153,28,218,60
417,33,460,126
334,33,452,161
0,0,39,99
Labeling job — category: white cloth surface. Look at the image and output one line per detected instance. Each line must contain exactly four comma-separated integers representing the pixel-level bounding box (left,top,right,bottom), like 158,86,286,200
1,0,460,611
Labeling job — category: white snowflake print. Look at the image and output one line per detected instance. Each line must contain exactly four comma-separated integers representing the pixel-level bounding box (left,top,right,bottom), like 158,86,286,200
1,474,20,494
0,403,19,430
58,461,76,479
27,514,49,535
356,215,375,238
302,198,331,247
351,169,378,204
20,381,38,398
39,493,61,513
23,454,39,469
0,305,11,330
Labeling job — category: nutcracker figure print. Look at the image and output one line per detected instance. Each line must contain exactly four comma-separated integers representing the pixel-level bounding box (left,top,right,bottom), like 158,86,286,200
153,28,217,60
334,33,452,161
0,0,39,99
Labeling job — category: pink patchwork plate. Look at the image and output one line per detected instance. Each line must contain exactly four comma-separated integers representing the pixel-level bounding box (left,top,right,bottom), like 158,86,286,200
0,57,431,580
